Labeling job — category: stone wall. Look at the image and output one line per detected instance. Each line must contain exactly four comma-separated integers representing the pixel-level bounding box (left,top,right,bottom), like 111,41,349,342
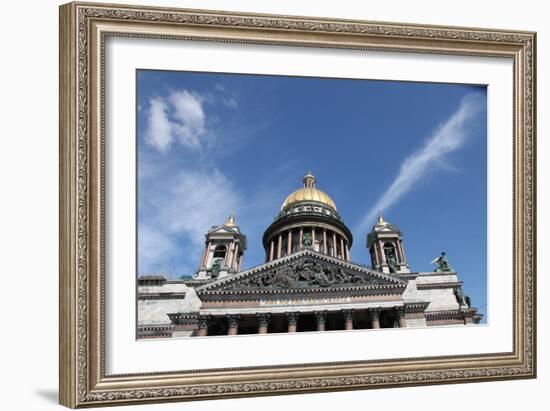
402,272,461,312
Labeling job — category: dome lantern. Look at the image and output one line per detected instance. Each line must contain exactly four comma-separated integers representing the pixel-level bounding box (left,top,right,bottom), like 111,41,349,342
303,171,316,188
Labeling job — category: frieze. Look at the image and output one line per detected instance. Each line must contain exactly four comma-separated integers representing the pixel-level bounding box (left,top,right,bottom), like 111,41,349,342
204,257,403,293
200,285,404,298
241,260,383,289
263,297,355,305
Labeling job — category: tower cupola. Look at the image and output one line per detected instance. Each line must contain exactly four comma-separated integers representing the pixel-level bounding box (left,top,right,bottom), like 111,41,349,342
366,211,410,274
195,213,247,280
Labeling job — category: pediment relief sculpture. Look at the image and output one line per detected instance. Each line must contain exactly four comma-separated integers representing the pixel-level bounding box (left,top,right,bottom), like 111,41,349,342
215,258,396,291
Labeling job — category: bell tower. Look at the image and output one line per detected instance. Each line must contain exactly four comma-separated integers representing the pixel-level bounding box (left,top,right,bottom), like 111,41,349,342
195,213,247,280
366,211,410,274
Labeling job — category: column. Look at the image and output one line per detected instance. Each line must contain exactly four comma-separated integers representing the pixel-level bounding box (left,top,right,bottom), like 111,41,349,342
231,243,239,270
257,313,271,334
312,228,316,251
299,228,303,251
323,229,328,255
378,240,386,264
342,309,354,330
332,232,337,257
345,243,350,261
287,230,292,255
340,237,345,260
227,314,241,335
398,240,406,264
200,241,211,268
369,308,381,329
237,255,243,272
196,315,210,336
400,307,407,327
224,243,232,267
314,311,327,331
277,233,282,259
287,312,299,333
393,307,405,328
269,240,274,261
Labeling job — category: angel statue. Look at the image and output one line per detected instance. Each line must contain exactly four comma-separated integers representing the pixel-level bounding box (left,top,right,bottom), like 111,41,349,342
431,251,453,272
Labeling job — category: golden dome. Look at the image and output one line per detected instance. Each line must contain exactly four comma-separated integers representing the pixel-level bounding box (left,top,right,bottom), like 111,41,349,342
281,172,337,211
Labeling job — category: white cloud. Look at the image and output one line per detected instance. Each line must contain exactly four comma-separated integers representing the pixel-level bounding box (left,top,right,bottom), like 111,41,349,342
146,97,172,152
144,88,239,153
138,169,241,276
358,93,484,232
169,90,206,148
144,90,207,152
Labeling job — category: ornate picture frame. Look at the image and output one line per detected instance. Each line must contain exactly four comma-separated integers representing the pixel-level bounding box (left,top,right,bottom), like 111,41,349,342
59,1,536,408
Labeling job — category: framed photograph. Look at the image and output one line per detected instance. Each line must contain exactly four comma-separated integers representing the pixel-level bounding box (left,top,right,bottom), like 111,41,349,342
59,1,536,408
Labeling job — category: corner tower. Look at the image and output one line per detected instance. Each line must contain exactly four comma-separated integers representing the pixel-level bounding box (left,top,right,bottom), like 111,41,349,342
195,214,247,280
262,172,353,261
367,211,410,274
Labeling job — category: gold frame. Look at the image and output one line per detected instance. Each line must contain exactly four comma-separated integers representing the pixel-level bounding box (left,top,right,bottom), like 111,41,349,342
59,1,537,408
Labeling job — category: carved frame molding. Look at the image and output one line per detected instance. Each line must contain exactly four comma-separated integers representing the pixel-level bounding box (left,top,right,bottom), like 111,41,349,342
59,2,536,407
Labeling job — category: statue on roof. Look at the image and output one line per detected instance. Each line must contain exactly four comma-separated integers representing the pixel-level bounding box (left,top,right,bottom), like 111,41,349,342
210,259,221,279
431,251,453,272
386,253,398,273
454,285,471,308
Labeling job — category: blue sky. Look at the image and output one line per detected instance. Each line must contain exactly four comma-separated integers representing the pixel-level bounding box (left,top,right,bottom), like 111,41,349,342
137,70,487,320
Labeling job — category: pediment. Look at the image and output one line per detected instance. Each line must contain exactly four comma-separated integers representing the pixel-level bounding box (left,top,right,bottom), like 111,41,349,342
196,250,406,294
208,225,239,234
374,223,401,233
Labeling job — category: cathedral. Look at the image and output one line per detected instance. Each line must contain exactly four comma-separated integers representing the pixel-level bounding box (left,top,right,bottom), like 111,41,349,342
138,172,482,338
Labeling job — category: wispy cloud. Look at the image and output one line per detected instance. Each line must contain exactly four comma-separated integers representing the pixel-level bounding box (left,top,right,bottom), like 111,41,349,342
222,96,238,109
357,93,484,232
138,169,241,276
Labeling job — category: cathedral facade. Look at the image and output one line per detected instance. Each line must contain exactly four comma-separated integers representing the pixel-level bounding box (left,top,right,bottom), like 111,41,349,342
138,172,481,339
